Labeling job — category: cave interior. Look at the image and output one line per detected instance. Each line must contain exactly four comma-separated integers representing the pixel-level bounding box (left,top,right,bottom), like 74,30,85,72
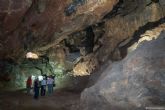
0,0,165,110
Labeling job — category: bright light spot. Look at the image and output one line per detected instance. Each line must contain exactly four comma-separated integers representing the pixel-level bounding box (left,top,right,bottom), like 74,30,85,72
38,76,43,81
26,52,39,59
31,75,36,80
31,75,43,81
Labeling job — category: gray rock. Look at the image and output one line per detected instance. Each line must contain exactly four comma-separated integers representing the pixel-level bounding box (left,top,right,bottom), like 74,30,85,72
80,31,165,110
37,0,47,13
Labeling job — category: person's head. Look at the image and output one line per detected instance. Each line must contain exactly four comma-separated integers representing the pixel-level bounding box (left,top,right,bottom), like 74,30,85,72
28,76,31,79
48,76,52,79
35,77,38,81
43,77,46,80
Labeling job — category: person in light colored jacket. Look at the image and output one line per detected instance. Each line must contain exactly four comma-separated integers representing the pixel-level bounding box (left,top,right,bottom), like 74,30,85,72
41,77,47,96
47,76,54,94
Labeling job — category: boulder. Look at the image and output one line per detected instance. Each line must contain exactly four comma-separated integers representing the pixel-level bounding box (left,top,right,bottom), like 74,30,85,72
80,30,165,110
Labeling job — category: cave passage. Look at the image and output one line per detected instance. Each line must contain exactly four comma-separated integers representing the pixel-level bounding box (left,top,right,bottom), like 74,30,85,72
0,0,165,110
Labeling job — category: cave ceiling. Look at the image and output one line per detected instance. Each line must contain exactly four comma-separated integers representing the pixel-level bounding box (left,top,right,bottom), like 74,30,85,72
0,0,118,60
0,0,164,76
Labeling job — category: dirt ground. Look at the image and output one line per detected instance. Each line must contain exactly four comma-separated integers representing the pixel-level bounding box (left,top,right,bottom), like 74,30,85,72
0,89,80,110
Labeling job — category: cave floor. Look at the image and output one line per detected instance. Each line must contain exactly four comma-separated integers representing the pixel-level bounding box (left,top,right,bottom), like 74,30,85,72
0,89,80,110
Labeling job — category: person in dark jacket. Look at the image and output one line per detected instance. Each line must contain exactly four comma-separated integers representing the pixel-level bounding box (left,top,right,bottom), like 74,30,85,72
33,78,40,99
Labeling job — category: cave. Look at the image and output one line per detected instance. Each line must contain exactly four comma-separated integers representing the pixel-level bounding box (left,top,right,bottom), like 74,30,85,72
0,0,165,110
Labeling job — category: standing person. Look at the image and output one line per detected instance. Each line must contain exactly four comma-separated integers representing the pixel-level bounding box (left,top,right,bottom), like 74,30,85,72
41,77,47,96
26,76,32,94
33,78,40,99
47,76,54,94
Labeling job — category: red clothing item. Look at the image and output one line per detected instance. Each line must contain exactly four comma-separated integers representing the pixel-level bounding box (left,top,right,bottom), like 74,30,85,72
26,77,32,87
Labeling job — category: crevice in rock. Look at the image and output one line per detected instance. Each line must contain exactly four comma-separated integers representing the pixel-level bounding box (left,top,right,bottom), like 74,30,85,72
146,0,160,6
103,0,147,20
118,17,165,58
63,25,96,56
82,26,95,55
103,0,123,20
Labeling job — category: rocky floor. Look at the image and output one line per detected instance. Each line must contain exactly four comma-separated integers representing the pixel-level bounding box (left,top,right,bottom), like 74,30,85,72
0,90,80,110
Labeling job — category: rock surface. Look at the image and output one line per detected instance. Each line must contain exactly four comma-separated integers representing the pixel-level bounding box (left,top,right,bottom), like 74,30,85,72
80,28,165,110
72,0,165,76
0,0,118,60
0,0,165,91
97,0,165,62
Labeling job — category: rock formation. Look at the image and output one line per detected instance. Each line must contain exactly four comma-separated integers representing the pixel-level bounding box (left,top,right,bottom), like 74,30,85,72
0,0,119,89
0,0,118,60
0,1,165,106
80,26,165,110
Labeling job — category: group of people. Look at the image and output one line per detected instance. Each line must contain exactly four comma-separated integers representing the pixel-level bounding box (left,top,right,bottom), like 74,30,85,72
26,75,55,99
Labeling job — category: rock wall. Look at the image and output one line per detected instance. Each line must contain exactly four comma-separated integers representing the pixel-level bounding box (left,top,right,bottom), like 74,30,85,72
0,0,118,60
97,0,165,62
80,26,165,110
0,0,165,91
72,0,165,76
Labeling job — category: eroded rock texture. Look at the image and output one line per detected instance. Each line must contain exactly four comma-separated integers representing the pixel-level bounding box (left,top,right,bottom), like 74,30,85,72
73,0,165,75
98,0,165,62
80,27,165,110
0,0,118,89
0,0,118,60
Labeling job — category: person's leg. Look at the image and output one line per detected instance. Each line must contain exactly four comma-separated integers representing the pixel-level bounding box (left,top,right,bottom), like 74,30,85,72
43,86,46,96
48,84,51,94
42,85,44,96
51,84,53,93
50,85,52,94
36,88,39,99
41,86,43,96
27,86,31,94
34,88,37,99
27,87,29,94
